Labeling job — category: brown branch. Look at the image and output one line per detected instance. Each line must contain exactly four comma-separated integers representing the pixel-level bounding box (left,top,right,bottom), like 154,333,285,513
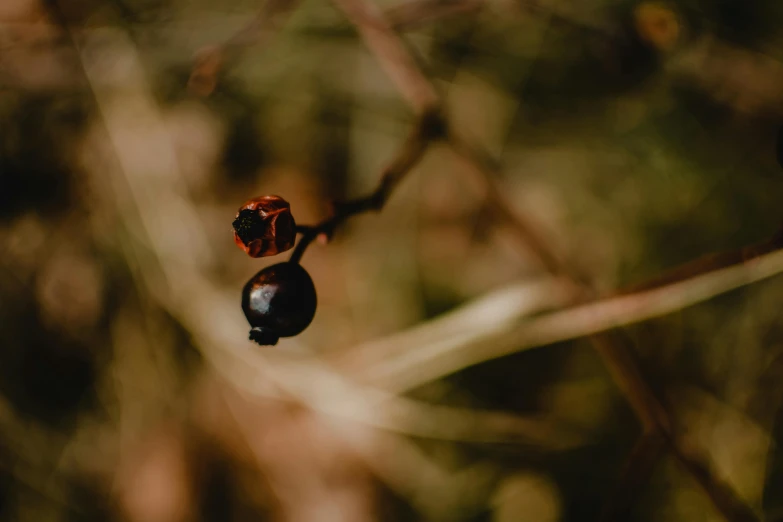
289,108,445,263
286,0,455,262
323,0,761,518
332,0,637,456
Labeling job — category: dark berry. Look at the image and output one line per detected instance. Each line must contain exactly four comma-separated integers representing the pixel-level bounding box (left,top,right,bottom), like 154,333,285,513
241,262,317,346
232,195,296,257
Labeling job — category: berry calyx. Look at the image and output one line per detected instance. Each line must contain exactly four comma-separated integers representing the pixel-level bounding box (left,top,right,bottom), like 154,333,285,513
241,262,317,346
232,195,296,258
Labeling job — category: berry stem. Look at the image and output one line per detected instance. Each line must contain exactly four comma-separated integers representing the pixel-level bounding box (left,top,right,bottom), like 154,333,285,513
288,108,443,264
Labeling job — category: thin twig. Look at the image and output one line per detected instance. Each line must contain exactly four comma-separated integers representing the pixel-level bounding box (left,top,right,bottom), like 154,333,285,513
289,107,446,262
286,0,450,262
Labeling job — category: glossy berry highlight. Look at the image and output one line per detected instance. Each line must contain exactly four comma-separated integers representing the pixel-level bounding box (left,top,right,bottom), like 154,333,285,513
232,195,296,258
241,262,317,346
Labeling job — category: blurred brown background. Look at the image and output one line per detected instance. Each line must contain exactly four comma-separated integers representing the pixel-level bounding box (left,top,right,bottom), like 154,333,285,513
3,0,783,521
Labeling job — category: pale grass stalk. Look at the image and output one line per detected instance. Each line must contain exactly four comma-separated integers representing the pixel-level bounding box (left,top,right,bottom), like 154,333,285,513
363,247,783,394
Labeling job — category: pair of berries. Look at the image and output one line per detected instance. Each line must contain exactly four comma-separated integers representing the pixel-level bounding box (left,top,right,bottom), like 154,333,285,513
233,196,317,346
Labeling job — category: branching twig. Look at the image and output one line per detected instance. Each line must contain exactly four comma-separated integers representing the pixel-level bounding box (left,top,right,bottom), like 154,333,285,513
290,106,446,262
285,0,449,262
320,0,763,519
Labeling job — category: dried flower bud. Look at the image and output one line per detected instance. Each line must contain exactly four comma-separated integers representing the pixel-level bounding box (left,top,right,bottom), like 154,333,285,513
233,195,296,258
